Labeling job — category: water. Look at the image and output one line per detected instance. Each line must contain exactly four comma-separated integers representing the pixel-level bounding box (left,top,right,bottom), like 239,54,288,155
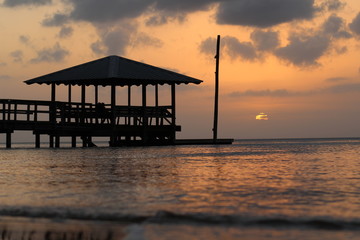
1,138,360,239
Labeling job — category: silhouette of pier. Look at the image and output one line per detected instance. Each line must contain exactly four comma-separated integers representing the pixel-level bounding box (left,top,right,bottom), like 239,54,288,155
0,55,233,148
0,56,200,148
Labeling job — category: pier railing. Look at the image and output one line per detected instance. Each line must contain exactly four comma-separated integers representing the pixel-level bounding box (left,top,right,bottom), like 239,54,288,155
0,99,174,128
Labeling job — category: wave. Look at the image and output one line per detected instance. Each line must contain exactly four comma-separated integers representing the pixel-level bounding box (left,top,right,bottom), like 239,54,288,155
0,207,360,231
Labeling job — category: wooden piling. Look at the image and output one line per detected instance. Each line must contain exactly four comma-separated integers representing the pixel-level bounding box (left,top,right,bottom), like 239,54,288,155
6,132,11,149
213,35,220,142
72,136,77,148
35,134,40,148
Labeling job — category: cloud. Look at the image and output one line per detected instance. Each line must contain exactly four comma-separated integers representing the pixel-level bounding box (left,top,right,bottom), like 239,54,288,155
320,0,346,11
30,43,69,63
325,77,348,82
222,36,258,61
90,24,136,55
145,13,185,26
68,0,151,23
0,75,11,80
216,0,316,28
58,26,73,38
199,37,218,56
275,34,331,67
42,13,69,27
131,32,163,48
322,14,352,39
2,0,51,7
199,36,258,61
349,13,360,35
10,50,23,62
228,83,360,98
250,30,280,51
274,14,352,67
19,35,30,45
0,62,7,67
228,89,300,98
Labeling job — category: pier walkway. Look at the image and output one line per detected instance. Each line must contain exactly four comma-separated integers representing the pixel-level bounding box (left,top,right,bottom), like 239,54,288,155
0,98,179,148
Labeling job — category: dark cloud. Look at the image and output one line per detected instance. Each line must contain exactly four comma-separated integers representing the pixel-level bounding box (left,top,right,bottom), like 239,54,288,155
199,36,258,61
30,43,69,63
275,34,330,67
0,62,7,67
200,13,353,68
146,15,170,26
58,26,73,38
274,14,352,67
320,0,345,11
250,30,280,51
153,0,216,13
216,0,316,28
42,13,69,27
145,14,185,26
90,24,136,55
349,13,360,35
322,14,352,39
3,0,51,7
69,0,151,23
10,50,23,62
223,36,258,61
199,37,218,56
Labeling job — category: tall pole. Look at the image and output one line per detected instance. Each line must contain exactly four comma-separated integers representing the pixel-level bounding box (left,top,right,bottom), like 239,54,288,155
213,35,220,142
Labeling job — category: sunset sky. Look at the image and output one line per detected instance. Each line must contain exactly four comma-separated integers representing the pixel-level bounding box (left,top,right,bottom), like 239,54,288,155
1,0,360,140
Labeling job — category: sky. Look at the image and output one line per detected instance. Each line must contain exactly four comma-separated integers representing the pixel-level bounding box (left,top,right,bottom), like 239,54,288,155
1,0,360,140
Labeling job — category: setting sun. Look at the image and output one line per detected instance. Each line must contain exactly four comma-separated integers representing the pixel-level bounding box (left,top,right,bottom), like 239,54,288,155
256,113,269,120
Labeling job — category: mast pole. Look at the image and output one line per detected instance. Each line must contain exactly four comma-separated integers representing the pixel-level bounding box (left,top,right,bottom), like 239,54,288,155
213,35,220,142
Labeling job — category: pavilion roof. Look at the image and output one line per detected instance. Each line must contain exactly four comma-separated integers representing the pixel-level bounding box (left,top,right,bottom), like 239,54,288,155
24,55,203,86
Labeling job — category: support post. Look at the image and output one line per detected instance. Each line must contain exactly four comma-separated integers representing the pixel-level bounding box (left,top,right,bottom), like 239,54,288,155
49,135,54,148
81,85,86,124
155,84,159,126
55,135,60,148
127,85,131,125
72,136,77,148
213,35,220,143
142,84,148,144
6,132,11,149
35,133,40,148
68,85,72,103
50,83,56,124
110,85,116,146
171,83,176,142
142,84,147,126
82,136,87,147
95,85,98,104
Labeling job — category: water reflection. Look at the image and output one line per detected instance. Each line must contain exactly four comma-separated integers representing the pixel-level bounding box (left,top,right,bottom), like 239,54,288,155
0,140,360,220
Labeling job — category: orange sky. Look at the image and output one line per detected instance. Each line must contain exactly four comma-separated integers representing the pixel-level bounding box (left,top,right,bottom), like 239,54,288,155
1,0,360,139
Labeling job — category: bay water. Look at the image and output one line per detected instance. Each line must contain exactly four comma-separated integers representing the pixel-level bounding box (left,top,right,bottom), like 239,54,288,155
0,138,360,239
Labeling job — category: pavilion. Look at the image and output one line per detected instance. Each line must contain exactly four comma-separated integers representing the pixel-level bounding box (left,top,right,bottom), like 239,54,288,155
0,55,202,148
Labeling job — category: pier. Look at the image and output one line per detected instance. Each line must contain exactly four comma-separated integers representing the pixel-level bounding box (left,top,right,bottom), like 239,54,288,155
0,55,204,148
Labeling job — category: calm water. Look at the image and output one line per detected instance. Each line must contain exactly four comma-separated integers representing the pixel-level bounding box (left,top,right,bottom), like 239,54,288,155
1,139,360,239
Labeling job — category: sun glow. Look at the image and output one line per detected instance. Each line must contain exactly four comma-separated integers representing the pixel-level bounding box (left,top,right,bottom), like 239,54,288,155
256,113,269,120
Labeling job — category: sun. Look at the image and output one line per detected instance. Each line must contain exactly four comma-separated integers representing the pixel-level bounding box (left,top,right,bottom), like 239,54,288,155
256,112,269,120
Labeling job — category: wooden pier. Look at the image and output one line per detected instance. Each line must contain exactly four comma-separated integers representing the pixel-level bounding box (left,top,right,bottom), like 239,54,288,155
0,56,205,148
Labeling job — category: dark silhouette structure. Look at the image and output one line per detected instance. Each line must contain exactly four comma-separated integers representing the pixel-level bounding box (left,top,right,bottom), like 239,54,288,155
0,55,203,148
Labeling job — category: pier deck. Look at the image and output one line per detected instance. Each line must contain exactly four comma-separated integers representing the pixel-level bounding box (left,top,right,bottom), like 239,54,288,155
0,99,180,148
